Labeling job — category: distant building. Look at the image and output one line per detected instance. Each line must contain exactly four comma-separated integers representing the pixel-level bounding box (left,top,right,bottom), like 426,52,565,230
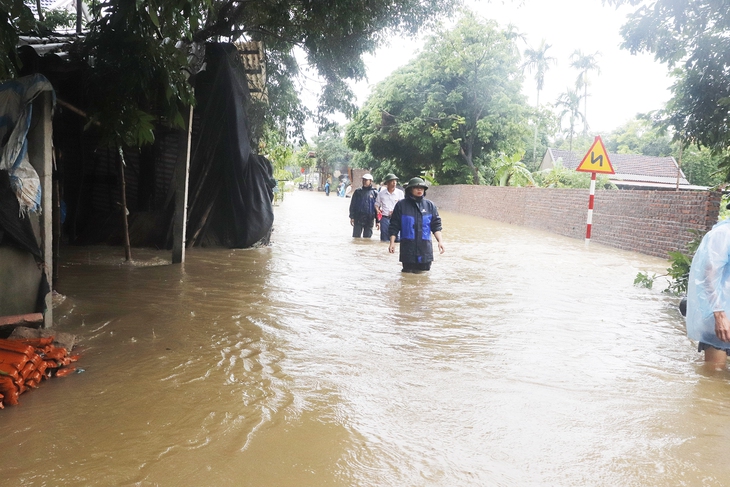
540,148,706,190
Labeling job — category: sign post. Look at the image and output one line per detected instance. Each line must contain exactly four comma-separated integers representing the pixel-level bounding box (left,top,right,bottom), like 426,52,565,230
575,136,614,243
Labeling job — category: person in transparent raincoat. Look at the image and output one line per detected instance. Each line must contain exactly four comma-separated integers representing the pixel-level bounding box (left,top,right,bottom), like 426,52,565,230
686,219,730,365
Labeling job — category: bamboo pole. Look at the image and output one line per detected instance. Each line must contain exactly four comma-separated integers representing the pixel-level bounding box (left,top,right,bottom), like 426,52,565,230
172,105,193,263
117,147,132,261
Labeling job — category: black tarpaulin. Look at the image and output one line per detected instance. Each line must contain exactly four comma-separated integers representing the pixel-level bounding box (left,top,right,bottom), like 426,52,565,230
186,43,275,248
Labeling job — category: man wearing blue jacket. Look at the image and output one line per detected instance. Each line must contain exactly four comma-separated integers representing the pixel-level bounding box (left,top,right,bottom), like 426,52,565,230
349,173,378,238
387,177,445,273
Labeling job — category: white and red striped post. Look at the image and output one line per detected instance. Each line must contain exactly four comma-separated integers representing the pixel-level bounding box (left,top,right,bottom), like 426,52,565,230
585,172,596,242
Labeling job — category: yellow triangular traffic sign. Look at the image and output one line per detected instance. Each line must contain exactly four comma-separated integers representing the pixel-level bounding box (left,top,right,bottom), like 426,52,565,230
576,136,615,174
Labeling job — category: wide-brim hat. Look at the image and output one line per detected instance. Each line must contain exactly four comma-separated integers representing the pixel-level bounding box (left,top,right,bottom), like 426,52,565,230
405,177,428,189
383,173,399,183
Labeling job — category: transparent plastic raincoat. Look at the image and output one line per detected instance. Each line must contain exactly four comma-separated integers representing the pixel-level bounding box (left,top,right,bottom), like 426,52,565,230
686,219,730,349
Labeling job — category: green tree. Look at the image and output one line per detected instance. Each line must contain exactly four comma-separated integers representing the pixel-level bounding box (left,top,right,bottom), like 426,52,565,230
569,50,600,135
38,8,77,31
604,117,672,156
603,116,723,186
0,0,36,79
346,12,529,185
555,88,584,152
609,0,730,179
311,126,353,187
522,40,556,167
679,145,724,187
292,143,316,180
259,125,295,180
26,0,458,147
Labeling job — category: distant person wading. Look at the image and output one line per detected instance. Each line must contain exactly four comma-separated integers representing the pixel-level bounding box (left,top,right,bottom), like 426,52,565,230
375,173,404,242
349,174,378,238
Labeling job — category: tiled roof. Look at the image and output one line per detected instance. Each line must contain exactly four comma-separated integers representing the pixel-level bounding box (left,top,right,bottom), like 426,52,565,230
546,148,690,185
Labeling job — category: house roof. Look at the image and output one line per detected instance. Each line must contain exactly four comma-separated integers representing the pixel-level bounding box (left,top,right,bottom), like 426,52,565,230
543,148,695,188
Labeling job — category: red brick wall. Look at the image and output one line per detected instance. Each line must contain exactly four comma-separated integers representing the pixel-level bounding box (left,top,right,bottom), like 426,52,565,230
427,185,721,258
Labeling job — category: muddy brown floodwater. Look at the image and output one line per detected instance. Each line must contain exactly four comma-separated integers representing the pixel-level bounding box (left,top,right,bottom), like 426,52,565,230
1,190,730,486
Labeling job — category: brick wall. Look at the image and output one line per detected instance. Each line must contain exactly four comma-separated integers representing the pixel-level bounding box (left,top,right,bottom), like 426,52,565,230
427,185,721,258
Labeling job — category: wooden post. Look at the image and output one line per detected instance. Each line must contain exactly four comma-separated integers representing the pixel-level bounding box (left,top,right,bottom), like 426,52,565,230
172,105,193,264
52,175,60,288
76,0,82,34
26,92,53,328
117,147,132,261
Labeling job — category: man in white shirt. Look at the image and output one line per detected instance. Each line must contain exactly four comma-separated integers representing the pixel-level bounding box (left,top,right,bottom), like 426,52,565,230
375,173,404,242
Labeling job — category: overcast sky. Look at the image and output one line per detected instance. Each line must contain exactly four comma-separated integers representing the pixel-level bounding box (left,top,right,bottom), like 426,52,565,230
301,0,672,140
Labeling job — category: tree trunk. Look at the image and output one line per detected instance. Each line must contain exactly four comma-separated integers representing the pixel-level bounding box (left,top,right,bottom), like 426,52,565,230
569,116,575,153
461,143,480,185
583,74,588,135
533,88,540,168
35,0,44,21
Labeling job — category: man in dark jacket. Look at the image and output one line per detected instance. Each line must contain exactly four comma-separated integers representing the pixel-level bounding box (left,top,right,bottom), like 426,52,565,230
388,177,445,272
349,173,378,238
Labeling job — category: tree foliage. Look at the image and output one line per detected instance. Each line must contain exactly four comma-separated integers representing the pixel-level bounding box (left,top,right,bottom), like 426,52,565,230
522,39,556,167
346,12,529,185
259,124,295,180
555,88,583,152
494,152,534,187
679,145,725,187
609,0,730,179
569,50,600,135
604,117,672,156
311,126,353,184
8,0,459,147
38,8,76,31
81,0,196,147
603,116,724,186
0,0,36,79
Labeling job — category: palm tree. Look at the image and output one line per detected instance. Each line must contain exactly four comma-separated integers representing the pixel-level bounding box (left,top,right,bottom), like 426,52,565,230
556,88,584,153
570,50,600,135
522,40,556,167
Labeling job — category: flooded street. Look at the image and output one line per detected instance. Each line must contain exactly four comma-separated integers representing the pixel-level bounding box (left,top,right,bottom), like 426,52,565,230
2,189,730,486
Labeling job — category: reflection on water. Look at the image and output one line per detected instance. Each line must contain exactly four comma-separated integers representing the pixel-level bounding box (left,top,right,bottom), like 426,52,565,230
1,190,729,486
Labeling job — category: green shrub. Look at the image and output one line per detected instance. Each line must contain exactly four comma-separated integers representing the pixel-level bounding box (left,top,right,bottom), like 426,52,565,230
634,229,706,295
